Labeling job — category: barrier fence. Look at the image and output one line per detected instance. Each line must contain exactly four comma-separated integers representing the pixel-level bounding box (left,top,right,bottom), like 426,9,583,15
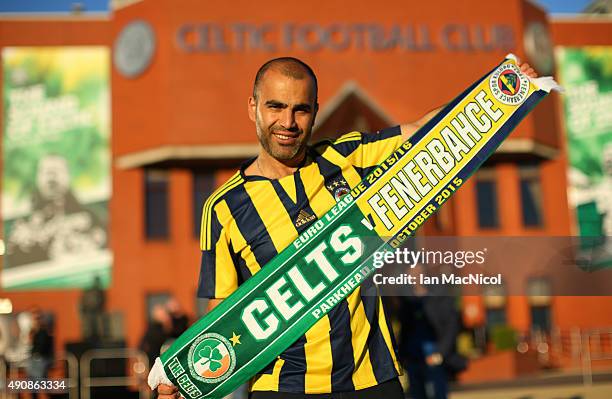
0,334,610,397
79,348,149,399
0,348,149,399
514,327,612,385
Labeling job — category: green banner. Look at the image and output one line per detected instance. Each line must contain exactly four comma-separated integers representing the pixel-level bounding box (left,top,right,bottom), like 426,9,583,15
2,47,112,290
148,56,559,398
556,47,612,270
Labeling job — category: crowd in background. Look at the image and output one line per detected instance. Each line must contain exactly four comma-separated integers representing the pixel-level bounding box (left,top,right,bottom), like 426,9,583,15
139,297,189,368
137,293,466,399
0,292,464,399
0,307,55,399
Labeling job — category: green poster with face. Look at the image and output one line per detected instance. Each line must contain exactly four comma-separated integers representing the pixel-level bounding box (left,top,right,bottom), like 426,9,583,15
556,46,612,270
2,47,112,289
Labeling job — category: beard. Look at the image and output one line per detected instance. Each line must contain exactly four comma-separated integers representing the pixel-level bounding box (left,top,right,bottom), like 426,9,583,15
255,115,311,162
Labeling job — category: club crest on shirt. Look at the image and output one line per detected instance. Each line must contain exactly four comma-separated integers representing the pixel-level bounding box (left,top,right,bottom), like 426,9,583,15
489,62,530,105
326,178,350,202
188,333,236,384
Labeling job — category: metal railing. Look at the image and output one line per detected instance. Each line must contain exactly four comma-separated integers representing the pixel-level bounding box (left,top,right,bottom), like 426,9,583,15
0,359,6,399
64,351,80,398
581,328,612,386
1,352,78,398
514,327,612,386
80,347,149,399
0,334,608,397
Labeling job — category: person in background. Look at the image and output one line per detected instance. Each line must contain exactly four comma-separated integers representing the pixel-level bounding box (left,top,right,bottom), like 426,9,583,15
26,308,54,399
79,275,106,342
140,304,172,368
166,298,189,340
398,267,466,399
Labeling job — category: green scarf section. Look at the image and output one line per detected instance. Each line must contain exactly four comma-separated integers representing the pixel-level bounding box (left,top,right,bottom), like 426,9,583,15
148,55,560,398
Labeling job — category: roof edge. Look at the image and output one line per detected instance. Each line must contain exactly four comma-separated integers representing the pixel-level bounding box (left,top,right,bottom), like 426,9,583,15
496,138,559,159
110,0,145,12
550,13,612,22
115,144,260,169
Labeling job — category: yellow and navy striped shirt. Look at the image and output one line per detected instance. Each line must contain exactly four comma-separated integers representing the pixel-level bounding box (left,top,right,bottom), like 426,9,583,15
198,126,403,394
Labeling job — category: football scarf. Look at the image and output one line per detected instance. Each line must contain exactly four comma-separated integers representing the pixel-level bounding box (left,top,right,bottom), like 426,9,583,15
148,54,560,398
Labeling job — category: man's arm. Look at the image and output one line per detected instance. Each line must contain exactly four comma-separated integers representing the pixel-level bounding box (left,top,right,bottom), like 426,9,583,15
157,298,224,399
206,298,223,312
400,106,444,140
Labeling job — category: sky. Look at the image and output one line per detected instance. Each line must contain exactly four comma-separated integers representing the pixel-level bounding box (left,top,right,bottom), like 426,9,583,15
536,0,594,13
0,0,599,14
0,0,109,13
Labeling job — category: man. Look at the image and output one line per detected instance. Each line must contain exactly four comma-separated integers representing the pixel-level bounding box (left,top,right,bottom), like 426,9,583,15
6,154,107,267
141,303,174,372
79,275,106,342
398,265,466,399
158,57,536,399
27,308,54,399
166,297,190,339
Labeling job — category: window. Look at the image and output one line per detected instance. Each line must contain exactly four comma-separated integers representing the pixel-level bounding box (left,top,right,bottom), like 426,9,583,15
145,169,169,239
527,277,552,333
433,205,451,232
483,284,507,333
530,306,551,333
145,292,171,323
193,171,215,238
476,169,499,228
519,165,544,227
485,308,507,331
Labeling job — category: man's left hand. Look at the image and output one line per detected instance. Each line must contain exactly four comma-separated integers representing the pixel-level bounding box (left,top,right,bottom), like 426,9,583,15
520,62,538,78
401,61,540,140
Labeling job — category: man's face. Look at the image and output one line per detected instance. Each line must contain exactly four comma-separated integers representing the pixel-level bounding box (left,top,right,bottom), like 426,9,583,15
248,69,318,162
37,155,70,200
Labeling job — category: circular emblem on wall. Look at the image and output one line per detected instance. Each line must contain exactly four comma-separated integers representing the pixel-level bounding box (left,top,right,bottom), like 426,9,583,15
488,62,530,105
523,21,554,76
113,20,156,78
188,333,236,384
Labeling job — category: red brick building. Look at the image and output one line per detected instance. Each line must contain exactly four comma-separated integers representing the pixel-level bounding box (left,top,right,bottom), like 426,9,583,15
1,0,611,383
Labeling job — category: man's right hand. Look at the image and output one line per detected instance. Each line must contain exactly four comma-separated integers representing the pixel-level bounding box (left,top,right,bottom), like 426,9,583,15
157,383,181,399
154,300,222,399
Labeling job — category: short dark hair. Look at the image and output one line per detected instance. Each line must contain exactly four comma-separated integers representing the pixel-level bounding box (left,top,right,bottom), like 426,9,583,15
253,57,318,102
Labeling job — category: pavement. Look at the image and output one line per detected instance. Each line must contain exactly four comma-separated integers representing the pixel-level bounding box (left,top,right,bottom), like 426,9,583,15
447,370,612,399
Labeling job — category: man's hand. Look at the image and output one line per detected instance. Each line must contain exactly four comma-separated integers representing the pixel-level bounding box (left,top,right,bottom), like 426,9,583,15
158,383,181,399
520,62,537,78
400,61,539,139
152,300,221,399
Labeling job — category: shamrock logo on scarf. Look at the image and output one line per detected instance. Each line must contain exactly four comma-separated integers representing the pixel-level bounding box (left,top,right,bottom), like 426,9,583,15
191,334,236,381
199,345,224,372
